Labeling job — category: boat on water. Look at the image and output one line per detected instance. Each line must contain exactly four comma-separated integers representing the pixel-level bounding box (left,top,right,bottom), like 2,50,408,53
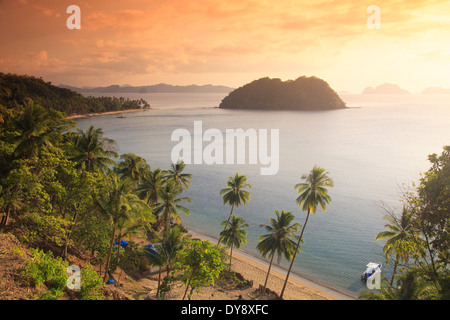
116,116,126,118
361,262,382,283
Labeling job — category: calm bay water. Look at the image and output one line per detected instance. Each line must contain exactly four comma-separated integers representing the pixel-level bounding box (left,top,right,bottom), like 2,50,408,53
75,92,450,297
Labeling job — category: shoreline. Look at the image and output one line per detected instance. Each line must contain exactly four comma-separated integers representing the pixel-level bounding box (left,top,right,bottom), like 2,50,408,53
65,106,354,300
67,108,150,119
188,229,356,300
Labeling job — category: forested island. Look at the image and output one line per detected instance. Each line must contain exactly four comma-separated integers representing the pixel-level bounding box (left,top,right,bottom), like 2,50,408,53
0,73,150,116
219,76,347,111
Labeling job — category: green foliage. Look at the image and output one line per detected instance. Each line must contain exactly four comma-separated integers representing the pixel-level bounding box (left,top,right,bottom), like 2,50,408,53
21,212,69,247
220,215,249,251
175,239,227,299
21,248,68,298
152,179,192,230
220,172,252,209
257,210,301,263
158,274,177,299
0,72,149,116
80,262,103,300
165,160,192,190
364,146,450,300
69,125,118,174
115,153,151,184
39,288,65,300
220,215,249,269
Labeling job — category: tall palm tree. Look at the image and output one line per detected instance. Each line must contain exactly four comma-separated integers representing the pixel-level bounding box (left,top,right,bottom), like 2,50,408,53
218,173,252,244
96,173,149,282
152,180,192,230
115,153,150,185
165,160,192,190
280,165,334,299
375,206,416,285
70,125,118,174
219,215,249,270
257,210,301,292
138,168,167,206
143,226,184,298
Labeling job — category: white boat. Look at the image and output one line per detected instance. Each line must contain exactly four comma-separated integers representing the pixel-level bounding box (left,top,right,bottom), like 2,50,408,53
361,262,382,283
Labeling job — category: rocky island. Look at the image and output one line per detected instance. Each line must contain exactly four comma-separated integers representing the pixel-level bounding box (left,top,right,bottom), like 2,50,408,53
219,76,347,111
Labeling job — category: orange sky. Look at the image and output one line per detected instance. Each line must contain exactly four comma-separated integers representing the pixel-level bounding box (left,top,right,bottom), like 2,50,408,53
1,0,449,92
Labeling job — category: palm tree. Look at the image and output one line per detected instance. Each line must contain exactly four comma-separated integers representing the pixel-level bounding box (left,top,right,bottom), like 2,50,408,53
138,168,167,206
280,165,334,299
257,210,301,292
12,101,70,158
143,226,184,298
96,173,150,282
115,209,155,264
219,215,249,270
165,160,192,189
218,173,252,244
115,153,150,185
70,125,118,174
375,206,416,285
152,180,192,230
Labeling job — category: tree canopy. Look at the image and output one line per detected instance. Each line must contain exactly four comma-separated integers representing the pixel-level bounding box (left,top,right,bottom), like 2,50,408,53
219,76,347,111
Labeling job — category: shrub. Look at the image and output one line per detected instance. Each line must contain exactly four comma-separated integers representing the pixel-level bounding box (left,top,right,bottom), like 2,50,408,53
80,262,103,300
21,248,68,299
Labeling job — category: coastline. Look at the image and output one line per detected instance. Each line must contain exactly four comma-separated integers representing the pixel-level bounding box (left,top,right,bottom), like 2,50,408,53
65,106,354,300
188,229,356,300
67,108,150,119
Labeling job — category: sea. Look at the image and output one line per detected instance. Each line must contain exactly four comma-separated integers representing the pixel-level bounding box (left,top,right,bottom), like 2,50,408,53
74,92,450,298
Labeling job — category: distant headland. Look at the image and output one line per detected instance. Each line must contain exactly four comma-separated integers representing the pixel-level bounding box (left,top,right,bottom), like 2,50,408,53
59,83,235,94
219,76,347,111
362,83,409,94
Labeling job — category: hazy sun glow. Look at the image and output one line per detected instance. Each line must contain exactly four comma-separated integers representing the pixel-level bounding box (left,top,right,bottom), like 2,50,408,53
1,0,450,93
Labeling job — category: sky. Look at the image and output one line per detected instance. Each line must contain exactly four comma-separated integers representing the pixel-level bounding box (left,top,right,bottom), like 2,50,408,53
1,0,450,93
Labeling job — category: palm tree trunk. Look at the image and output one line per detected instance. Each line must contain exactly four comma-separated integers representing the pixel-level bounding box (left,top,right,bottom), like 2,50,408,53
390,261,398,286
263,252,275,292
218,205,234,244
104,226,116,282
229,244,234,271
280,208,310,299
116,234,122,266
156,267,161,299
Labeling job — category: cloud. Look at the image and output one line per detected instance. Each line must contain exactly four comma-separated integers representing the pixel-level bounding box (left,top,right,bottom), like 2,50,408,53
1,0,450,89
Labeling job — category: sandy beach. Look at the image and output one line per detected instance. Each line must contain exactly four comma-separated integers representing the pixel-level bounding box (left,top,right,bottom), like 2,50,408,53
67,108,149,119
187,230,356,300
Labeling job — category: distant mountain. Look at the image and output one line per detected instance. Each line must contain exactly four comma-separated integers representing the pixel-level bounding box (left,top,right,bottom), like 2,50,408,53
59,83,235,94
422,87,450,94
219,76,347,111
362,83,409,94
